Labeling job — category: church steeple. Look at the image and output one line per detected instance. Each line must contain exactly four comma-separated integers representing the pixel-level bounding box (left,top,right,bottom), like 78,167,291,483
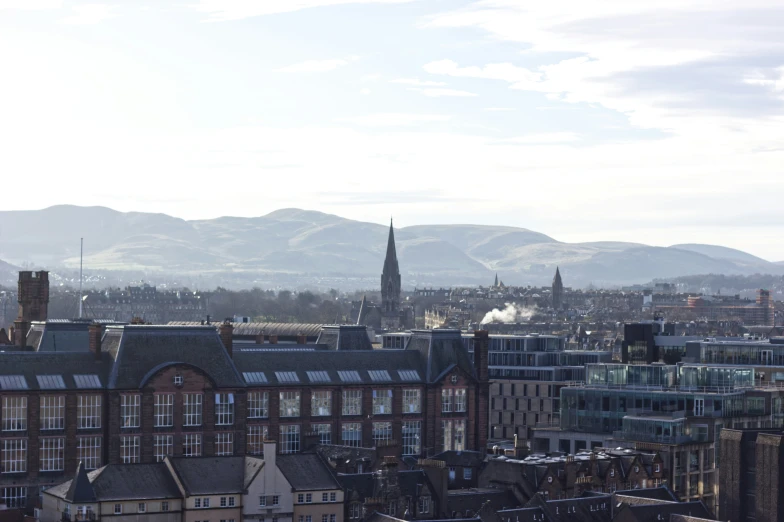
381,218,401,315
552,266,564,310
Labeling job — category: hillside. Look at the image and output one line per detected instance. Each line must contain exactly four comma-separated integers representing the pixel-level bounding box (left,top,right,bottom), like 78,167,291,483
0,206,781,288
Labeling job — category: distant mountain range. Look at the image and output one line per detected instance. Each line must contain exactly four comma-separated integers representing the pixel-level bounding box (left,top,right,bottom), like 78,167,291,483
0,205,782,289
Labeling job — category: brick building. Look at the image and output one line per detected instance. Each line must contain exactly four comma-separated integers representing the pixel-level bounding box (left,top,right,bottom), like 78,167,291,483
0,324,489,510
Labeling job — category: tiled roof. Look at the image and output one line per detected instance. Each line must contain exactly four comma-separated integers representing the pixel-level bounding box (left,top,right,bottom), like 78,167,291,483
277,454,341,491
168,456,245,495
47,463,181,502
0,352,113,390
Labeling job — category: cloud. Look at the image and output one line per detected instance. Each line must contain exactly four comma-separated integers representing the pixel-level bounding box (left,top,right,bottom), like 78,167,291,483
391,77,446,87
195,0,418,21
0,0,61,9
339,113,450,126
504,132,581,144
61,3,112,24
276,56,359,73
360,88,371,95
424,59,541,88
408,87,477,97
485,107,516,112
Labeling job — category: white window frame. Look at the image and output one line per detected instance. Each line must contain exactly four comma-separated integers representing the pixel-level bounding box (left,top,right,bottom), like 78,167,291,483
114,504,122,514
373,422,392,445
342,390,362,416
372,389,392,415
280,425,300,454
2,397,27,432
121,394,141,428
121,436,140,464
403,389,421,414
139,503,146,513
247,425,269,455
154,394,174,427
1,487,27,508
154,435,174,462
342,423,362,447
311,391,332,416
313,423,332,445
77,436,102,470
77,395,101,429
248,392,269,419
1,439,27,473
442,389,454,413
215,432,234,456
454,388,467,412
349,503,361,520
418,496,430,514
280,391,301,418
40,437,65,471
215,393,235,426
183,394,203,426
402,421,421,456
183,433,202,457
463,467,473,480
40,396,65,431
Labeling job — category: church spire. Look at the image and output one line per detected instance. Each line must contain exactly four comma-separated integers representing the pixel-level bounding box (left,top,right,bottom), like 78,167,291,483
381,218,401,315
383,218,399,277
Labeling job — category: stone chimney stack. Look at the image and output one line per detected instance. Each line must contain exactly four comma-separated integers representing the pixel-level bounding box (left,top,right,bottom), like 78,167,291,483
13,320,28,348
473,330,490,453
255,332,265,344
269,334,278,344
219,320,234,358
17,270,49,322
297,333,307,344
88,323,103,361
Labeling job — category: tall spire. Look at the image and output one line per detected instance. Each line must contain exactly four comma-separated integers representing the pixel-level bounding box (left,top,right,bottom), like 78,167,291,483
383,218,399,277
381,218,401,315
553,266,562,286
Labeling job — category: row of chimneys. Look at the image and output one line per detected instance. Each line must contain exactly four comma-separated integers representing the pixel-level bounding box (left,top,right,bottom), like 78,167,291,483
218,319,308,357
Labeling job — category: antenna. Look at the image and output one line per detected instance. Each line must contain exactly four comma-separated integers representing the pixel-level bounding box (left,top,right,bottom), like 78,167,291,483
79,238,84,319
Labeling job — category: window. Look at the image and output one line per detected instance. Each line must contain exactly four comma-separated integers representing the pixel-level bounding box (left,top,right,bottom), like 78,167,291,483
183,434,202,457
386,502,396,516
121,394,141,428
298,494,304,503
115,504,122,514
155,394,174,427
174,374,183,386
306,493,312,503
77,436,101,470
312,391,332,416
418,497,430,514
463,468,473,480
2,397,27,431
1,487,27,508
402,421,421,455
139,503,146,513
330,493,336,502
342,423,362,447
40,437,64,471
1,439,27,473
442,420,453,451
195,498,201,508
454,419,465,451
322,516,328,522
162,502,169,512
280,425,300,453
373,389,392,414
248,392,269,419
215,393,235,425
40,396,65,430
184,394,203,426
349,503,361,519
203,498,210,508
313,423,332,445
247,425,269,455
306,516,312,522
330,516,336,522
403,389,421,414
342,390,362,416
155,435,174,461
654,463,661,473
272,495,280,506
454,388,467,412
229,497,235,507
77,395,101,429
280,391,301,417
216,433,234,456
322,493,329,502
121,436,140,464
259,497,266,507
694,398,704,417
442,389,453,412
221,497,227,507
373,422,392,445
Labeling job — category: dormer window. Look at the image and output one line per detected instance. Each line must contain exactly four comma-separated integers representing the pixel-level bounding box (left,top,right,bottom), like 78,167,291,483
174,374,183,387
451,375,458,384
634,466,639,473
547,476,553,483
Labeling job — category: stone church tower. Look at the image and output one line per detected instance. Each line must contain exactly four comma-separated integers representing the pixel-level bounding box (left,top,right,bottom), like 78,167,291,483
381,219,401,321
552,266,564,310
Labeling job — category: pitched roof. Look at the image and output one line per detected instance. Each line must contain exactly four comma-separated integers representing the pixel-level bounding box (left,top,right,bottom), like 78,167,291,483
168,456,245,495
31,321,91,352
406,329,476,383
106,326,244,389
316,325,373,351
233,349,424,386
277,454,341,491
621,501,711,522
47,463,181,502
0,351,113,390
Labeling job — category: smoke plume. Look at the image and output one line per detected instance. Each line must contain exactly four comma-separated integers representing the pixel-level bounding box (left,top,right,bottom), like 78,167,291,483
480,302,537,325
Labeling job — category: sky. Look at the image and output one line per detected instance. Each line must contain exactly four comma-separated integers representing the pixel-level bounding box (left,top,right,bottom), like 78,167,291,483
1,0,784,260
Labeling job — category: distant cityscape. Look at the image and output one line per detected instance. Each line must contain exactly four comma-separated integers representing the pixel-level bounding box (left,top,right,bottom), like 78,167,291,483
0,221,783,522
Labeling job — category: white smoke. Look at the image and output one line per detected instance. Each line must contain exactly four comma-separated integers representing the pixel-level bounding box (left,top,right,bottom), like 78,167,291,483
480,302,537,324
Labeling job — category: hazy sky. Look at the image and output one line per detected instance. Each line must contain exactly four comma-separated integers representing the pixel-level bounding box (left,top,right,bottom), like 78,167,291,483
2,0,784,260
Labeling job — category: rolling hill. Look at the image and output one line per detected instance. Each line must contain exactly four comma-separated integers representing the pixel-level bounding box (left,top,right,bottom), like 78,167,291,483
0,205,781,288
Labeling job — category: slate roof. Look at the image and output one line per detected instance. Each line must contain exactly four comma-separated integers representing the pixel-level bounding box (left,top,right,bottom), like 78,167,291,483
233,349,424,386
406,329,476,383
432,450,485,468
0,351,113,389
106,326,245,389
46,463,181,502
619,501,711,522
168,456,246,495
277,454,341,491
30,321,90,352
448,489,520,515
524,494,612,522
497,507,546,522
316,325,373,351
614,487,679,503
168,321,323,338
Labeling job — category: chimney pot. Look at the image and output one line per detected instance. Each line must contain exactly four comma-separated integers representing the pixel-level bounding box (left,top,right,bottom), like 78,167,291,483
269,334,278,344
